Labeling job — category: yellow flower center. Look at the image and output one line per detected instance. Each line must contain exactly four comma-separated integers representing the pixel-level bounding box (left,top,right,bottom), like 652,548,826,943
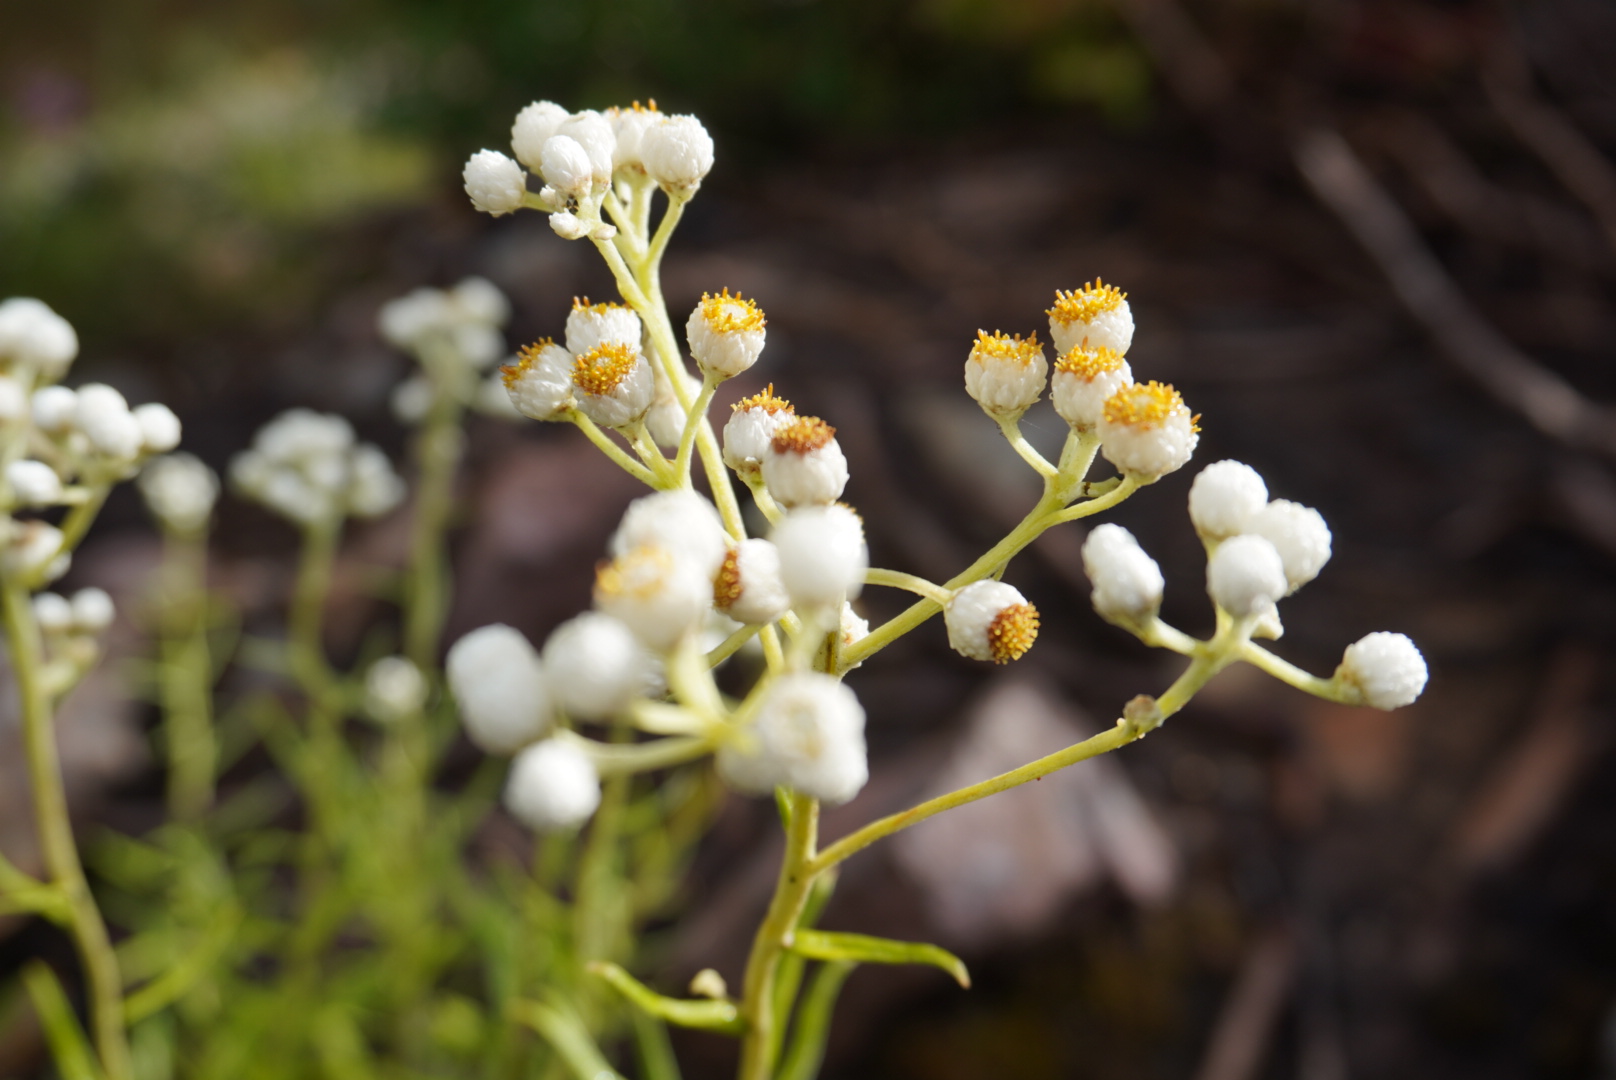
733,383,794,416
1102,381,1198,431
987,603,1039,663
571,296,628,316
700,288,767,333
595,546,675,602
771,415,836,455
573,343,640,396
502,338,557,389
1048,279,1127,326
969,330,1043,367
1054,343,1126,380
713,547,744,610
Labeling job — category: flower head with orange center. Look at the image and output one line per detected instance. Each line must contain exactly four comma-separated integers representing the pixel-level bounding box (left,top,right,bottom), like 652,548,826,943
570,341,653,428
734,384,793,415
1055,343,1126,380
1047,279,1135,355
573,342,641,397
502,338,556,390
688,288,768,377
968,330,1043,368
501,338,576,421
594,544,712,652
945,580,1039,663
770,415,837,456
566,298,642,355
986,604,1040,664
1048,281,1127,326
964,331,1048,417
724,386,797,474
1099,381,1200,478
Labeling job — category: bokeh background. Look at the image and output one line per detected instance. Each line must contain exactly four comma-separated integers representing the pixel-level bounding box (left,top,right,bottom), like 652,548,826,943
6,0,1616,1077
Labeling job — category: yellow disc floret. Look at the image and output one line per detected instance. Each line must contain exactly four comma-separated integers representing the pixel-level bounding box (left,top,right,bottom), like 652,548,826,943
503,338,556,389
573,342,640,396
969,330,1043,367
771,415,836,455
595,546,675,602
1103,380,1197,430
699,288,767,334
987,603,1040,664
733,383,794,415
1055,343,1126,380
571,296,628,315
713,547,744,610
1048,279,1127,326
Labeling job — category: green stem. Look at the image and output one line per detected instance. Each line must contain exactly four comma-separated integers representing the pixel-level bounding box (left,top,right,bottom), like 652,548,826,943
2,582,133,1080
737,793,819,1080
1239,641,1347,700
995,416,1057,479
864,568,952,605
675,375,720,483
569,411,660,487
289,520,342,707
55,486,111,558
159,529,216,821
404,389,466,669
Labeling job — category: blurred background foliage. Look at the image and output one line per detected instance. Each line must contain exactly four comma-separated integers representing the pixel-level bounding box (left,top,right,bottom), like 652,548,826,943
0,0,1149,345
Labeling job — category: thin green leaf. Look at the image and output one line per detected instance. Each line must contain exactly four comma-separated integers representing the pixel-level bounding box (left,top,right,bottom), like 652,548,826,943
21,962,103,1080
770,870,839,1068
788,930,970,988
629,1008,683,1080
124,903,242,1023
511,998,626,1080
777,961,857,1080
587,962,745,1036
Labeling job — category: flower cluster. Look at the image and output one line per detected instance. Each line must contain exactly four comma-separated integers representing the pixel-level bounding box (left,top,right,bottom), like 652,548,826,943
380,276,518,422
229,409,405,526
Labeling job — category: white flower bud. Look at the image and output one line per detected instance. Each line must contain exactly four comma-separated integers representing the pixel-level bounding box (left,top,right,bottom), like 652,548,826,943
722,386,795,476
450,277,510,328
714,539,791,625
75,384,144,460
1082,523,1164,623
1051,344,1132,431
32,592,73,633
539,134,594,199
565,300,642,356
557,112,616,188
391,375,434,423
511,100,570,170
945,580,1040,664
1206,534,1287,617
1337,632,1428,710
572,342,655,429
542,612,650,721
463,149,528,216
447,624,553,754
1047,281,1134,356
839,603,869,668
1188,460,1269,540
1248,499,1332,593
70,588,114,633
0,298,78,379
3,521,66,581
687,289,767,378
505,739,601,831
640,114,714,193
761,415,848,508
138,454,218,533
0,376,29,422
644,364,698,448
963,331,1048,418
347,445,405,518
1098,380,1198,479
610,102,660,169
31,386,78,433
594,545,713,653
549,211,590,240
134,403,182,454
364,656,428,724
611,490,730,580
771,503,867,609
379,288,449,351
754,673,868,804
501,340,575,420
7,460,63,506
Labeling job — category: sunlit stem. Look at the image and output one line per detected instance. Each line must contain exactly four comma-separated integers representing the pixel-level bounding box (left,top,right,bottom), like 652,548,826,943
737,792,819,1080
568,411,659,487
289,519,343,708
1239,641,1350,701
557,730,718,776
995,415,1057,479
404,376,466,669
675,373,720,484
865,567,952,606
743,474,783,524
158,526,217,821
627,422,679,488
708,622,763,667
760,625,785,671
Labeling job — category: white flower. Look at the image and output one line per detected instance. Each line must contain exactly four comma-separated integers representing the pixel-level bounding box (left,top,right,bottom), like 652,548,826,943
641,114,714,193
70,588,115,633
1337,632,1428,710
611,490,730,580
1082,524,1164,623
753,673,868,804
714,539,791,625
391,375,434,423
610,101,661,169
1098,380,1198,479
1051,344,1132,431
0,376,28,422
379,278,509,367
463,150,528,216
501,340,575,420
771,503,867,609
557,112,616,188
75,384,144,460
32,592,74,633
511,100,570,170
945,580,1040,664
447,624,553,753
347,445,405,518
963,331,1048,418
549,211,590,240
364,656,428,724
138,454,219,533
3,521,66,581
0,298,78,379
1188,460,1269,540
839,603,869,663
1247,500,1332,593
565,299,642,356
1206,534,1287,617
232,409,397,525
644,362,698,448
542,612,650,721
539,134,595,199
761,415,848,508
1047,281,1134,356
687,289,767,378
571,342,655,429
594,545,713,652
451,277,510,327
134,403,182,454
505,739,601,831
722,386,795,476
31,386,77,433
7,460,63,506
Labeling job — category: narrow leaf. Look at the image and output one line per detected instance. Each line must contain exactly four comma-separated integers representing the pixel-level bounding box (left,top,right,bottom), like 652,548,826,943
777,961,856,1080
629,1008,683,1080
21,962,103,1080
788,930,970,988
511,998,626,1080
588,962,745,1036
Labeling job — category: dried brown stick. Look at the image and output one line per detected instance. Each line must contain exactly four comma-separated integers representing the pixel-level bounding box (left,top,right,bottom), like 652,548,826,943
1294,128,1616,461
1193,924,1297,1080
